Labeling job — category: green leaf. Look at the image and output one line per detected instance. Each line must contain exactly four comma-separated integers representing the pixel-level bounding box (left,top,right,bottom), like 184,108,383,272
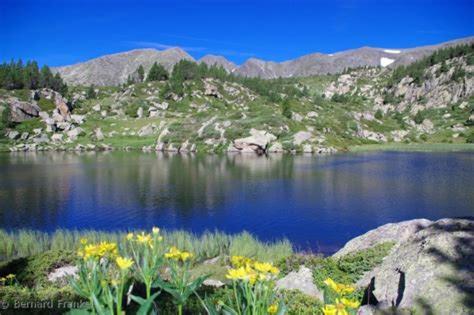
131,292,160,315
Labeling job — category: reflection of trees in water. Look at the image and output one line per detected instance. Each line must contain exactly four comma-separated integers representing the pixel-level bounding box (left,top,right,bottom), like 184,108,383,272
0,152,473,232
0,152,86,229
0,152,300,228
90,152,298,217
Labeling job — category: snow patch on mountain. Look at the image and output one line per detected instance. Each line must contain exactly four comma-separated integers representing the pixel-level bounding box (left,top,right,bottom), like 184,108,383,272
380,57,395,67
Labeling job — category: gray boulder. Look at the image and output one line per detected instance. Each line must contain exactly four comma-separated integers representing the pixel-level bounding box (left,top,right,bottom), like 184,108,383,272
293,131,312,145
355,218,473,314
7,130,20,140
8,98,40,122
233,129,276,153
333,218,433,258
275,266,323,300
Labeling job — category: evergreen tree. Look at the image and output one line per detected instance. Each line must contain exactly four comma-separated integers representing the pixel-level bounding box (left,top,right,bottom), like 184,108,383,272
147,62,168,82
23,61,40,89
40,65,54,88
137,65,145,82
86,85,97,99
171,60,199,81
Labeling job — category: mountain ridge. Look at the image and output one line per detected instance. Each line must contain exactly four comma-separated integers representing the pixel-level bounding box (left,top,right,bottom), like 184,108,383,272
54,36,474,86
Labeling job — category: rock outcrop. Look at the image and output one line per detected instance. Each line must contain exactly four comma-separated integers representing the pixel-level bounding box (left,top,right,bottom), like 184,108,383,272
338,218,474,314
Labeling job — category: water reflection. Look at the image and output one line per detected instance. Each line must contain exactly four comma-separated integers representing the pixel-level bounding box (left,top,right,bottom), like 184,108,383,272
0,151,473,253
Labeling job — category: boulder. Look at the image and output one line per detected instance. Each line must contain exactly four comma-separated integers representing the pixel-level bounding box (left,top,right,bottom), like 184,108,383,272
70,114,85,125
268,142,284,153
67,127,84,141
275,266,323,300
292,112,303,122
94,128,104,141
8,98,40,122
7,130,20,140
138,124,157,137
293,131,312,145
51,134,63,142
333,219,433,258
204,81,221,98
233,129,276,153
303,144,313,153
354,218,473,314
137,107,144,118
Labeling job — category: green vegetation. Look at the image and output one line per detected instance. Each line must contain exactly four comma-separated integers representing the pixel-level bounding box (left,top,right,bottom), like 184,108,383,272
388,43,474,87
0,227,400,314
147,62,168,82
0,229,292,263
0,59,68,94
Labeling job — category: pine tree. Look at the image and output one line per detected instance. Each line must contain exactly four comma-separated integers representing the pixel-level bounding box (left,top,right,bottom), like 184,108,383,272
147,62,168,82
137,65,145,82
40,65,54,88
86,85,97,99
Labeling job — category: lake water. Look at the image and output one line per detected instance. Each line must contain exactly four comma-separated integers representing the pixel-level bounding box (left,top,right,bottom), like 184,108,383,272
0,151,473,253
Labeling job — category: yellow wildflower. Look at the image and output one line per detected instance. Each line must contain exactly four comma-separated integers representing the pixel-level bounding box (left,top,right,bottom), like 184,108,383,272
80,238,88,245
0,277,5,284
322,303,349,315
340,298,360,309
230,255,253,268
137,232,152,244
126,232,134,240
323,278,355,295
226,266,257,284
253,262,279,275
267,304,278,314
116,256,134,270
226,267,248,280
152,227,160,235
5,274,15,279
179,251,193,261
164,246,193,261
111,279,118,287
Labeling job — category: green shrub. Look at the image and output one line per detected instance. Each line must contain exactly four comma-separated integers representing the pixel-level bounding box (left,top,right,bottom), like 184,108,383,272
37,98,55,111
280,289,323,315
414,110,425,124
0,250,74,286
466,131,474,143
374,109,383,120
14,118,44,134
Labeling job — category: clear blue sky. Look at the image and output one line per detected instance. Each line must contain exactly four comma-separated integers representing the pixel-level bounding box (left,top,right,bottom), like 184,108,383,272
1,0,473,66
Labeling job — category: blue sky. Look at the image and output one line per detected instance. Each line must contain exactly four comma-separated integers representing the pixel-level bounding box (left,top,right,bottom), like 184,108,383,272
1,0,473,66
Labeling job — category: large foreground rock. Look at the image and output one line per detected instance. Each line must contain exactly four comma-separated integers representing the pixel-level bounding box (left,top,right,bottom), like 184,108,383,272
353,218,473,314
333,218,433,257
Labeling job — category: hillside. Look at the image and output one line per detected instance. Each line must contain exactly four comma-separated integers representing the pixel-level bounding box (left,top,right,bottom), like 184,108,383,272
53,37,474,86
1,44,473,153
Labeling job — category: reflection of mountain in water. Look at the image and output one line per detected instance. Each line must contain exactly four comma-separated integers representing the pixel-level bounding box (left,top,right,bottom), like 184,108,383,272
0,151,472,251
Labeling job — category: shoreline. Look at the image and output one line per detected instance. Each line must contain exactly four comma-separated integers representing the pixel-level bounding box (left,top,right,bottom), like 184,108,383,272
1,142,473,154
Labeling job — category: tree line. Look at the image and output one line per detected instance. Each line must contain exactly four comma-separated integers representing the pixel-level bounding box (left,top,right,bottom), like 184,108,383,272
388,43,474,87
0,60,68,95
126,60,307,102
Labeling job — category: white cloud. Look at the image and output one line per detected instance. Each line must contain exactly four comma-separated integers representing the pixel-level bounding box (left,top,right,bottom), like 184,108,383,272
127,41,206,52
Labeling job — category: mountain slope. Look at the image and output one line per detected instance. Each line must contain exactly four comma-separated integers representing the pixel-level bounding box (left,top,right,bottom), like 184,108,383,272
54,36,474,86
54,48,194,86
